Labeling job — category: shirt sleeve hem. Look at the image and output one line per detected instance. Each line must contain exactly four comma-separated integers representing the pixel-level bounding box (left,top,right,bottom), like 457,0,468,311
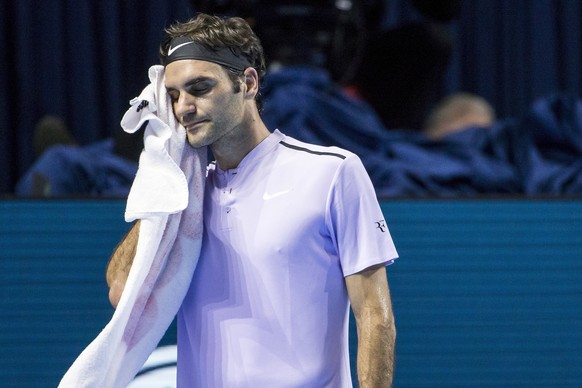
343,256,398,277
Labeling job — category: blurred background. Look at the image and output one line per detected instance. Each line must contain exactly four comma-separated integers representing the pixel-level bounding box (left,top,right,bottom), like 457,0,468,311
2,0,582,197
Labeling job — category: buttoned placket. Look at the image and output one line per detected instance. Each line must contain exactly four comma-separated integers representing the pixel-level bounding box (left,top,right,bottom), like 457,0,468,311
218,169,237,231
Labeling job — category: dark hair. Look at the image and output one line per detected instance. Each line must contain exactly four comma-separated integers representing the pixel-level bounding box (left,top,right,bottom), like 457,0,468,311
160,13,266,110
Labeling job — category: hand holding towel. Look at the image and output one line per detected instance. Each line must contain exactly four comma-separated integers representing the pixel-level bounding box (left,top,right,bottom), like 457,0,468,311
59,65,206,388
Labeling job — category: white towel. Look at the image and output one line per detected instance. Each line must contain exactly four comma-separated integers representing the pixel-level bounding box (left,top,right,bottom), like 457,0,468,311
59,65,206,388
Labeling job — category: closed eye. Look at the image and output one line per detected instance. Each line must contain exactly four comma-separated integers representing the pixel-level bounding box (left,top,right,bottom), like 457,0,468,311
166,77,217,102
187,81,214,96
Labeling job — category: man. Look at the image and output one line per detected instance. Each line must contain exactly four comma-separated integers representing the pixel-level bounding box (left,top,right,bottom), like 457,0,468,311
107,13,398,387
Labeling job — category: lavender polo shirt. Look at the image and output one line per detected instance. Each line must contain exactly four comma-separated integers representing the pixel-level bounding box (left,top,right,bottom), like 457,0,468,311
177,130,397,387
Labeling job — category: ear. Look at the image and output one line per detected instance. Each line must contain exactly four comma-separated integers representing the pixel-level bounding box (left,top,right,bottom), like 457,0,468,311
242,67,259,100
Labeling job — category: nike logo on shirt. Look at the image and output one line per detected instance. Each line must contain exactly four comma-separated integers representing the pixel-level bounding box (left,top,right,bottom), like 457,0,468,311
263,190,291,201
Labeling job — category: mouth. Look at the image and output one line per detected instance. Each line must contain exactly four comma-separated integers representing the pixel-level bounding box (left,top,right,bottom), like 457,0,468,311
183,119,208,131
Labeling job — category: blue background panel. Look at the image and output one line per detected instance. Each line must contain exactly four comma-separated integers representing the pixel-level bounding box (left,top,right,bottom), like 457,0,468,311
383,200,582,387
1,199,581,387
0,201,130,385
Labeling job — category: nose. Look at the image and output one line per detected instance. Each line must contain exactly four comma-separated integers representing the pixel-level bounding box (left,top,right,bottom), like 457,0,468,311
173,93,196,123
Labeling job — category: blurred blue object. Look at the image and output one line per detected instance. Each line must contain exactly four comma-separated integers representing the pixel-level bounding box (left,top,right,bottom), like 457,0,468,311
262,66,582,197
15,139,138,197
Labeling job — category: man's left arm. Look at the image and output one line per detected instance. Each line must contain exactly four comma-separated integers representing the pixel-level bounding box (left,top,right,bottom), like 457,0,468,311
345,264,396,388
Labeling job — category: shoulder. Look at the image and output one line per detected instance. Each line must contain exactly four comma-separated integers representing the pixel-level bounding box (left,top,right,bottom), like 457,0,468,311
273,131,369,184
276,131,356,163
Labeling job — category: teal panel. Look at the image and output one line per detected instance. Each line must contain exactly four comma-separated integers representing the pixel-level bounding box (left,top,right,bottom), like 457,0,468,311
380,199,582,387
1,199,581,387
0,200,130,386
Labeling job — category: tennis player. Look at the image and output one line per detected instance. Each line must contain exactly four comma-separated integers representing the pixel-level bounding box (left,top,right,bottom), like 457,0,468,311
107,13,398,387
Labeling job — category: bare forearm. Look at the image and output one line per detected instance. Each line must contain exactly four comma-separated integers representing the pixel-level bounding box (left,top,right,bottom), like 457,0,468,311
356,308,396,388
346,266,396,387
106,220,140,307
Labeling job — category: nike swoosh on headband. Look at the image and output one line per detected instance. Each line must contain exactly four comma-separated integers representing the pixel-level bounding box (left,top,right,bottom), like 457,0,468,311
162,37,251,70
168,41,195,56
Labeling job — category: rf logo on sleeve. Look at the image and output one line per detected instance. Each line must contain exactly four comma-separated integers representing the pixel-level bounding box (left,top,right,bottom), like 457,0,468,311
375,220,387,232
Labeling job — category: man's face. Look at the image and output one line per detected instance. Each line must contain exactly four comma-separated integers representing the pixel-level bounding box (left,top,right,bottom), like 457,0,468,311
165,59,245,148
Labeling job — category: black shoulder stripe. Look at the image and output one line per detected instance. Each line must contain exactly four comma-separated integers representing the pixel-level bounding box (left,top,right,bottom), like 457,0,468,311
279,141,346,159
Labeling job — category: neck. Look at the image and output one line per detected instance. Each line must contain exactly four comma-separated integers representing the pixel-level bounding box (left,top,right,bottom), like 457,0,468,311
211,114,270,171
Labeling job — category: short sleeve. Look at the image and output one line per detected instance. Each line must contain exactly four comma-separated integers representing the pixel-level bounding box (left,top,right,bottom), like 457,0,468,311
326,154,398,276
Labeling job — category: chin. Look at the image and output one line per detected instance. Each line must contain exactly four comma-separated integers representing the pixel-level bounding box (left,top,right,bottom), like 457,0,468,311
186,134,209,149
186,139,205,149
187,142,207,149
